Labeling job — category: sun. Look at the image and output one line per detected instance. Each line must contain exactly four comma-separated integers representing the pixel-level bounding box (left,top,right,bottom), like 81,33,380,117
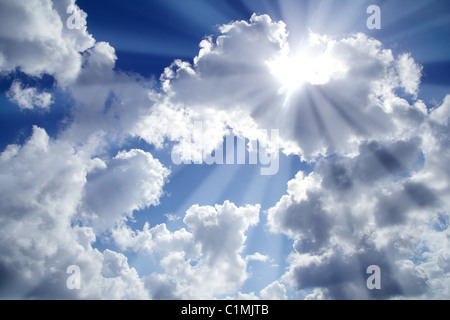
268,53,314,92
268,46,346,94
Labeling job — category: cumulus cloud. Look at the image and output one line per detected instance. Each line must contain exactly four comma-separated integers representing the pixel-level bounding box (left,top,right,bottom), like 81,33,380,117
0,0,94,84
0,0,150,147
135,14,289,161
0,0,170,300
286,249,428,300
267,113,450,299
246,253,270,263
268,172,334,253
260,281,288,300
83,149,169,232
224,280,287,300
112,201,261,299
100,249,149,299
112,222,198,258
154,16,425,162
6,81,53,110
0,126,151,299
396,53,422,98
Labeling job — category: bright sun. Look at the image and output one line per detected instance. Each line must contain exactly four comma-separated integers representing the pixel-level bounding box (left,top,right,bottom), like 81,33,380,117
268,54,313,92
268,49,345,93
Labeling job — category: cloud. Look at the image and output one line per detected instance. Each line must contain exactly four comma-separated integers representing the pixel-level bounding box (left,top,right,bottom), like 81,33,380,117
224,280,287,300
396,53,423,98
164,213,181,222
267,108,450,298
157,17,425,161
83,149,169,232
112,222,198,258
112,201,261,299
135,14,289,161
0,0,171,299
0,0,94,84
286,249,428,300
374,181,438,227
164,201,260,299
267,172,334,253
6,81,53,110
60,41,162,149
260,281,287,300
0,126,151,299
246,253,270,263
100,249,149,299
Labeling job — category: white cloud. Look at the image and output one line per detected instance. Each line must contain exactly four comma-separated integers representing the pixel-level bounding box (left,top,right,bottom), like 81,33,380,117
164,213,181,222
133,14,290,162
396,53,422,98
112,201,261,299
0,0,95,84
155,15,425,163
0,0,172,300
230,292,260,300
83,149,170,232
59,41,162,149
0,126,96,224
0,126,150,299
260,281,287,300
100,249,149,299
246,253,270,263
6,81,53,110
112,222,198,258
429,95,450,126
223,280,288,300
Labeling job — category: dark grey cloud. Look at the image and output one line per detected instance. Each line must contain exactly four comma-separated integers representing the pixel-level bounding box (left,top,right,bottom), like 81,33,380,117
317,138,423,192
375,182,438,227
292,248,428,300
282,192,334,253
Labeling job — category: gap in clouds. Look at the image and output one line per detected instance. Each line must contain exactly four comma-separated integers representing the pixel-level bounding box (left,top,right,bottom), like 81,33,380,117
0,73,73,150
109,136,312,230
99,132,312,285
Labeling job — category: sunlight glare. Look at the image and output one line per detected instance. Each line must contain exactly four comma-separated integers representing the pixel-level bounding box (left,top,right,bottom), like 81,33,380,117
268,43,347,95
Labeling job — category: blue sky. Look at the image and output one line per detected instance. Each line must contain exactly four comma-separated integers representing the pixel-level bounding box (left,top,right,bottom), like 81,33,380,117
0,0,450,300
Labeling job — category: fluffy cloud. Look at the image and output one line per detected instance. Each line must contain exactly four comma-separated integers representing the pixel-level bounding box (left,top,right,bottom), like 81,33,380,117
287,249,428,300
0,0,151,147
112,222,198,258
267,109,450,298
100,249,149,299
155,15,425,162
260,281,288,300
113,201,261,299
0,0,170,300
224,280,288,300
61,41,164,149
0,126,152,299
135,14,289,161
6,81,53,110
396,53,422,98
267,172,333,253
0,0,94,84
83,149,169,232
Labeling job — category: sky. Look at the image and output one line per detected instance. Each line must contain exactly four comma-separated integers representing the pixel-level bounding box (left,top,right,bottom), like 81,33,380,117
0,0,449,300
